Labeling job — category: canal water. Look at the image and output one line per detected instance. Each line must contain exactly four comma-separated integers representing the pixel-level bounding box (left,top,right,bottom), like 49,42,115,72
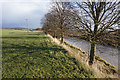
65,37,119,67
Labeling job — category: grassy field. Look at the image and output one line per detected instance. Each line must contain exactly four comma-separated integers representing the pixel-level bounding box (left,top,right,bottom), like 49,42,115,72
2,29,27,34
2,29,95,78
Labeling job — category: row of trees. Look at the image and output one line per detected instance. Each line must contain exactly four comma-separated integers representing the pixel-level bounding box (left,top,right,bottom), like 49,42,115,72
41,1,120,65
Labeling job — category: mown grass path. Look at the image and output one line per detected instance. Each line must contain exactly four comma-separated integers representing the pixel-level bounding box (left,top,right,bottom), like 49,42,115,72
2,30,95,78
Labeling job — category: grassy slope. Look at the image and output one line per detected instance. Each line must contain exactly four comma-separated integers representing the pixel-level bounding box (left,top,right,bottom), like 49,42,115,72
2,29,95,78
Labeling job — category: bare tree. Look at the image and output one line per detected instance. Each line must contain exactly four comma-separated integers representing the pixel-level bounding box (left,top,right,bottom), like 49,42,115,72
41,9,60,37
53,1,71,43
41,1,73,42
70,1,120,64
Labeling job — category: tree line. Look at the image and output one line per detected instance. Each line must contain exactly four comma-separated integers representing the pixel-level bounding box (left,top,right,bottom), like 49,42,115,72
41,0,120,65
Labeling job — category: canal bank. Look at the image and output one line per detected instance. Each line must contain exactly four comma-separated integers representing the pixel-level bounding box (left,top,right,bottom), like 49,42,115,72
64,37,119,67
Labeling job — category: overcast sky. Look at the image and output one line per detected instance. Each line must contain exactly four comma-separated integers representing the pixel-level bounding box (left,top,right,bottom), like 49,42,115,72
1,0,52,29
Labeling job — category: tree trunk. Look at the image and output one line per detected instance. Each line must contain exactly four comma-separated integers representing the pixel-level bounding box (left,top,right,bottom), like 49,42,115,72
44,31,47,34
89,43,96,65
53,31,56,38
60,32,64,44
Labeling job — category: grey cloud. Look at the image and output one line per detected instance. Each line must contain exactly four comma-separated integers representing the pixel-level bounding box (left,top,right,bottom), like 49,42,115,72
2,1,51,28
